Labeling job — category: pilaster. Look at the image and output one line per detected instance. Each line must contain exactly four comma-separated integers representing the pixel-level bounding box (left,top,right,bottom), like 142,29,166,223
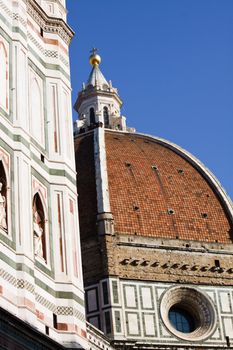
94,125,114,235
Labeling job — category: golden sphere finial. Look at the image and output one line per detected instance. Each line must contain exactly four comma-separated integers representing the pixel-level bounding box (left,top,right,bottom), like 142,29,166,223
89,47,101,66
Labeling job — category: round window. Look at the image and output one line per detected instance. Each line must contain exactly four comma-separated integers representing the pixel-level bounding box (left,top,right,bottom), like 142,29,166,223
160,286,216,341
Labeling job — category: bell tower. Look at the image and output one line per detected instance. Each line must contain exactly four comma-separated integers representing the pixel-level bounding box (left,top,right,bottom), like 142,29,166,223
37,0,67,19
0,0,87,348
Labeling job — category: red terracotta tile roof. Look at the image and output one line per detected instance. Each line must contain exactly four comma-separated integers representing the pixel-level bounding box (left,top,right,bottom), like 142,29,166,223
105,131,233,243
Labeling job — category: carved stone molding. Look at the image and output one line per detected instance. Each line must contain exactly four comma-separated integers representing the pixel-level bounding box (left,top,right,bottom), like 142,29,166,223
26,0,74,45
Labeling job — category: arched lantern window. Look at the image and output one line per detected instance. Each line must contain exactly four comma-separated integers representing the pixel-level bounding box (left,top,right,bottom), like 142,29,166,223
89,108,95,124
103,106,109,127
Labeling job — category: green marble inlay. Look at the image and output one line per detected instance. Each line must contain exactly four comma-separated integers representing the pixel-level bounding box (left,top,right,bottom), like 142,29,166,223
35,259,54,279
0,251,34,277
126,311,141,336
0,13,11,30
0,231,15,249
0,128,76,184
28,46,70,81
30,154,76,185
112,280,119,304
12,26,27,40
13,135,30,148
0,119,12,137
0,251,16,270
123,284,138,309
16,263,34,277
35,277,84,306
0,250,84,307
139,285,154,310
115,310,121,333
31,152,48,172
49,169,76,186
142,312,157,337
0,107,9,120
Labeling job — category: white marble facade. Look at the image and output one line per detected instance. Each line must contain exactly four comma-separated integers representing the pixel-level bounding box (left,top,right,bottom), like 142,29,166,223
0,0,87,348
86,278,233,348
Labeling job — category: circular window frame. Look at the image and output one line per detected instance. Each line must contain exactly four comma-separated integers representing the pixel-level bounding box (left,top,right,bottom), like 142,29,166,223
160,286,217,341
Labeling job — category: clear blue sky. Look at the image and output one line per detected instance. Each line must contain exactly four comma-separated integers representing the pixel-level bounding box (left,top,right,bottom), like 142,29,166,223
67,0,233,200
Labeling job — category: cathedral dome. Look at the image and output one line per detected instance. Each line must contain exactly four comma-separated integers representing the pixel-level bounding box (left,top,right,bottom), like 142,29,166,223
75,129,233,244
74,51,233,245
104,131,233,243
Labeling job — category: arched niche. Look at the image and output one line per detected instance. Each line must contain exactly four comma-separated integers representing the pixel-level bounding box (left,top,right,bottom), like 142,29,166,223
0,161,7,232
33,192,47,261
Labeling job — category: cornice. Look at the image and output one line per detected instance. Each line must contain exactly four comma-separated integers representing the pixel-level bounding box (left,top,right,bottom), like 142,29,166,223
75,88,123,111
46,0,68,15
27,0,74,45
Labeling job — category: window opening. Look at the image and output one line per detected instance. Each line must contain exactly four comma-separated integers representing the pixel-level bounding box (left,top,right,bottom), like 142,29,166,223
102,281,109,305
53,314,58,329
226,336,230,347
103,106,109,127
168,306,195,333
89,108,95,124
168,208,175,215
104,311,111,334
